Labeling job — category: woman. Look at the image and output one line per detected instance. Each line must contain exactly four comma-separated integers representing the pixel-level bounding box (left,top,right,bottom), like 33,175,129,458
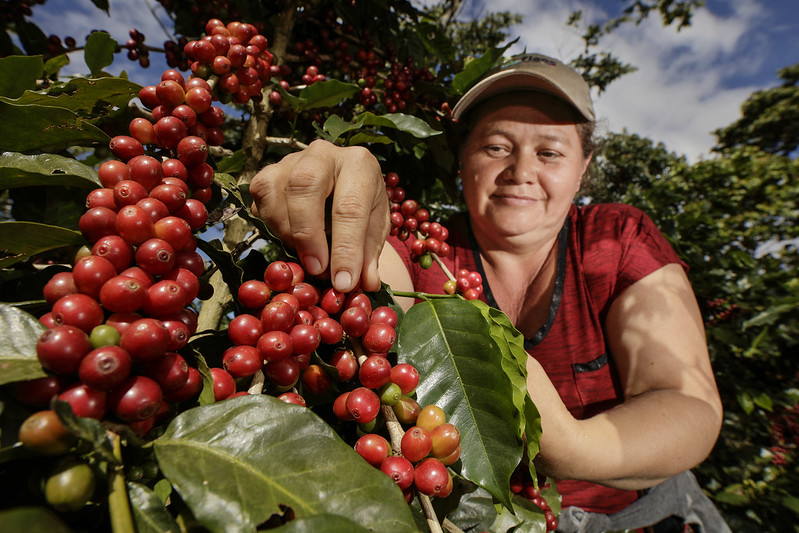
250,53,726,531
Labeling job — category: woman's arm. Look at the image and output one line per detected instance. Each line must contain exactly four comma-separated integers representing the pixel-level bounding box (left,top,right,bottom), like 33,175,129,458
529,263,723,490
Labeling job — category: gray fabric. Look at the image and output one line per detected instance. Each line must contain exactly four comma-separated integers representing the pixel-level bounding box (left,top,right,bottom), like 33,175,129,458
556,471,731,533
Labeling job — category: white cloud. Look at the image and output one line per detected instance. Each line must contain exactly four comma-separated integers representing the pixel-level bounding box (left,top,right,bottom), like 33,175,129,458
452,0,775,161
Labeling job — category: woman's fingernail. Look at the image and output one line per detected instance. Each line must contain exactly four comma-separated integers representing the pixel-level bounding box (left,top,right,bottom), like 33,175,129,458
304,256,322,275
334,271,352,291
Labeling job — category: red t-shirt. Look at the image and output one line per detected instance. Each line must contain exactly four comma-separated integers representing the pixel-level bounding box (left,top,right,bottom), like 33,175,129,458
388,203,685,514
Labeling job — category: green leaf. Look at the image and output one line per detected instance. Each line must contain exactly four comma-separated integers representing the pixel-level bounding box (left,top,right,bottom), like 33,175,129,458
322,111,441,143
451,46,510,94
90,0,110,13
472,300,542,466
43,54,70,77
0,222,85,268
397,299,523,507
0,99,110,152
53,400,117,464
84,31,117,76
12,77,140,119
0,152,100,190
270,514,376,532
782,495,799,515
153,395,416,533
127,482,181,533
0,55,43,98
0,303,46,385
297,78,360,110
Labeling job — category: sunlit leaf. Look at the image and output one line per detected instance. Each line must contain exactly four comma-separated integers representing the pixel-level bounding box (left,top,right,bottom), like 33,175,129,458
0,99,110,152
153,395,416,533
0,152,100,190
0,303,46,385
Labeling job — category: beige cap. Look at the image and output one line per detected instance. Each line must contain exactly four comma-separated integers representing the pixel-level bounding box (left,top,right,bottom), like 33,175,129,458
452,53,595,122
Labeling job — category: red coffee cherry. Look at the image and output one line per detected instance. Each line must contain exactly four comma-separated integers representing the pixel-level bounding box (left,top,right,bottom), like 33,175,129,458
98,160,130,188
353,433,391,468
358,355,391,389
362,323,396,353
237,280,271,310
73,255,117,300
154,116,188,149
227,313,263,346
109,135,144,161
108,375,163,422
176,136,208,168
257,330,293,363
36,325,92,375
51,294,104,333
99,275,147,313
344,387,381,424
260,300,295,332
414,458,452,497
78,346,133,391
340,306,370,338
313,317,343,345
141,279,187,318
92,235,134,273
79,206,118,242
43,272,78,305
119,317,170,361
264,260,294,292
329,349,358,382
135,238,176,276
380,455,415,490
115,205,154,245
164,366,202,403
149,185,187,214
127,155,164,192
416,404,446,432
57,383,107,420
222,345,262,378
153,216,193,251
389,363,420,395
401,426,432,462
263,357,300,387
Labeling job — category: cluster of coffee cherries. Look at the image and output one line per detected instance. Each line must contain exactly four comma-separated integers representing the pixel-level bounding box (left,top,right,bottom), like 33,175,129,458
179,18,272,105
510,465,558,531
29,130,211,432
384,171,484,300
124,28,189,70
16,18,282,435
703,297,740,326
355,403,460,501
223,259,400,397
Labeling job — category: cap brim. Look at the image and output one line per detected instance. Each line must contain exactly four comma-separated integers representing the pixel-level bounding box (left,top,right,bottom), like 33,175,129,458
452,70,593,122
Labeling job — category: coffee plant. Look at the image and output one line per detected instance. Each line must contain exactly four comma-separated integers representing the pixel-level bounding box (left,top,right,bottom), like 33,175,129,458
0,1,555,531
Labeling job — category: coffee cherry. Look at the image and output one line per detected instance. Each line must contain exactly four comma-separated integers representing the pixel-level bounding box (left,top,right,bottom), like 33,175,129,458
260,300,295,332
264,260,294,292
109,135,144,161
354,433,391,468
393,396,421,425
222,345,262,378
73,255,117,300
263,357,300,387
300,364,332,395
19,410,76,455
417,404,446,432
98,160,130,188
340,305,370,338
237,280,271,309
79,206,118,243
115,205,154,245
135,238,176,276
92,235,134,272
44,458,96,512
401,426,432,462
51,293,104,333
362,323,396,353
228,313,263,346
57,383,107,420
143,351,189,392
345,387,381,424
210,367,236,401
278,392,306,406
430,422,461,459
78,345,133,390
380,455,415,490
164,366,202,403
10,376,69,409
358,355,391,389
43,272,78,305
414,457,452,497
257,330,293,363
120,317,170,361
109,375,163,422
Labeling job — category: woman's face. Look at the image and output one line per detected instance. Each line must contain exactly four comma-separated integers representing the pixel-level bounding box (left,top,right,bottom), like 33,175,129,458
460,92,591,247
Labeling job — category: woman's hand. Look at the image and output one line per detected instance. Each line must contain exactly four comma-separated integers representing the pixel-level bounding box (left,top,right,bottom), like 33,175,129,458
249,140,390,293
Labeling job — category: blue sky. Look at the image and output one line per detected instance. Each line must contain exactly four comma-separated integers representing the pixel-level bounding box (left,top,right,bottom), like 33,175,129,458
29,0,799,162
